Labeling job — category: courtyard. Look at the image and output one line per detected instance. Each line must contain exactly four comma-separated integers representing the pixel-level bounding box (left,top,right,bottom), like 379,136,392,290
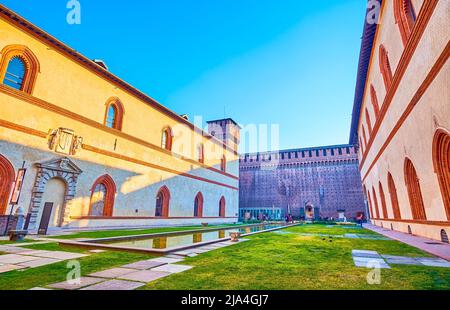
0,224,449,290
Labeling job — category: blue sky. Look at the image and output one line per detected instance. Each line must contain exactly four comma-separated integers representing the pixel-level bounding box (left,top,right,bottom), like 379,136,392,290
0,0,366,153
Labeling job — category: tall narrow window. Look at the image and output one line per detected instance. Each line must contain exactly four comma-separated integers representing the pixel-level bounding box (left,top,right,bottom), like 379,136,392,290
372,187,380,218
404,158,427,220
0,154,15,215
433,130,450,220
104,98,124,130
0,45,40,94
394,0,417,46
155,186,170,217
194,192,203,217
221,155,226,172
388,173,402,219
370,85,380,117
89,175,116,217
105,105,117,129
219,196,226,217
379,182,388,219
379,45,393,91
3,57,25,90
197,143,204,163
161,128,173,151
365,108,373,134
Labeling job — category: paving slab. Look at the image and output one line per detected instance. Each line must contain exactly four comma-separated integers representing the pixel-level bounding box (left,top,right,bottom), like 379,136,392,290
352,250,381,258
344,234,360,239
0,246,29,254
172,250,194,256
18,258,62,268
28,287,53,290
121,260,167,270
89,267,138,279
0,254,42,264
89,250,107,253
81,279,145,291
29,251,88,260
148,257,184,264
152,264,193,274
0,264,26,273
353,257,391,269
190,249,210,254
47,277,105,290
19,250,54,256
118,270,171,282
165,254,185,259
187,253,198,258
417,258,450,268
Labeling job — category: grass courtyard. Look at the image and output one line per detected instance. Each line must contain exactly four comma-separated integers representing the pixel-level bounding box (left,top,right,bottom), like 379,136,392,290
0,224,449,290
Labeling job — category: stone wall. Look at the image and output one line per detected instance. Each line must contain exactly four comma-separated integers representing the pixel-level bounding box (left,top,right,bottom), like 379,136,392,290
239,145,367,220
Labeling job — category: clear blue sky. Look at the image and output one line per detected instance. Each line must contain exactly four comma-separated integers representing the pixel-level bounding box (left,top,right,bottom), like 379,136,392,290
0,0,366,153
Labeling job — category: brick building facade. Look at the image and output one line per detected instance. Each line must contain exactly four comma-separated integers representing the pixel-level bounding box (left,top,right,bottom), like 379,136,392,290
239,145,367,221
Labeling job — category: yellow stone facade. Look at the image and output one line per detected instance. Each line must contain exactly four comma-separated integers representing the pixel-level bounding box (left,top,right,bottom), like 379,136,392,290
0,5,240,233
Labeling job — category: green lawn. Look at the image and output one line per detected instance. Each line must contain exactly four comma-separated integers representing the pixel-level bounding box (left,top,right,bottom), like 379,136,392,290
0,243,153,290
141,225,449,290
0,224,449,290
48,224,243,240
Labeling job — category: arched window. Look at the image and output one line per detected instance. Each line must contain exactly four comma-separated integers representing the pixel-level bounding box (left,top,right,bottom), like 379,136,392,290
0,45,40,94
367,191,374,218
394,0,417,46
379,182,388,219
219,196,226,217
197,143,204,163
155,186,170,217
372,187,380,218
194,192,203,217
161,127,173,151
3,57,25,90
0,154,15,215
433,130,450,220
379,45,393,91
362,126,368,147
104,97,124,130
365,108,373,134
221,155,226,172
404,158,427,220
388,173,402,219
370,85,380,118
89,175,116,217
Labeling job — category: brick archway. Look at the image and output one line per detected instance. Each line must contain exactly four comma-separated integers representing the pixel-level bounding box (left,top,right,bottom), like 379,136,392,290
219,196,226,217
155,186,170,217
0,154,15,215
89,174,116,217
404,158,426,220
29,157,82,229
433,129,450,220
194,192,204,217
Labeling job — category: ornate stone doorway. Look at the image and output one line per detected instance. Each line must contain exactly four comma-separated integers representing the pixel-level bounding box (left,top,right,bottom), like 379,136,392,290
28,157,82,231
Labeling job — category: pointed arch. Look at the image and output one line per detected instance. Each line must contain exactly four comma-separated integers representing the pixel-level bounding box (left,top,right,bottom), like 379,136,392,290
365,108,373,134
370,84,380,118
155,186,170,217
432,129,450,220
89,174,116,217
219,196,226,217
0,45,40,94
104,97,125,130
387,172,402,219
0,154,15,215
404,158,426,220
394,0,417,46
379,182,388,219
379,45,393,91
194,192,204,217
372,187,380,218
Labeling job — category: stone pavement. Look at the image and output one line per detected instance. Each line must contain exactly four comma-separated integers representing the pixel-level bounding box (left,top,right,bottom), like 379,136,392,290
363,223,450,261
37,239,247,290
352,249,450,269
0,245,88,274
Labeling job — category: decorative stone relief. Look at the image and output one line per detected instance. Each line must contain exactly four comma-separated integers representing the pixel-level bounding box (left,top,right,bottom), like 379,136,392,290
48,128,83,155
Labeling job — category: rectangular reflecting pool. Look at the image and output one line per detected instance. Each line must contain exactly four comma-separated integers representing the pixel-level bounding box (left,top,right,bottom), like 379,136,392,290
98,224,289,251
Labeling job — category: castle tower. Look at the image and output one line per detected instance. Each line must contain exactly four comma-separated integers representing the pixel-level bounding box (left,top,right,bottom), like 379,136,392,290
207,118,241,153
